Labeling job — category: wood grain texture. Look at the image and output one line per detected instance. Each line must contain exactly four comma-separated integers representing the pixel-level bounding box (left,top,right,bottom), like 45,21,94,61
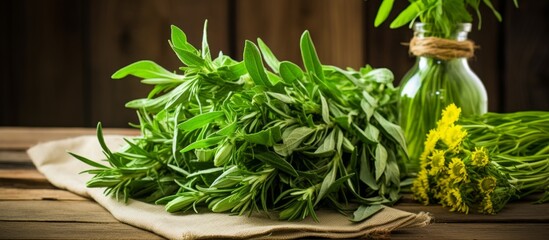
395,202,549,223
0,188,86,201
0,151,31,162
0,127,139,150
3,0,87,127
392,223,549,240
363,0,414,85
88,0,231,128
0,222,164,240
0,169,46,180
0,200,115,222
503,1,549,112
235,0,365,69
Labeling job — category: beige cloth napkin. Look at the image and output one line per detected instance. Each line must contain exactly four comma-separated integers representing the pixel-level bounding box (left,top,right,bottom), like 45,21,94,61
27,135,431,239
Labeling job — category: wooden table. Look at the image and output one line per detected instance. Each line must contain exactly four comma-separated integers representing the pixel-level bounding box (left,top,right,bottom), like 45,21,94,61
1,127,548,239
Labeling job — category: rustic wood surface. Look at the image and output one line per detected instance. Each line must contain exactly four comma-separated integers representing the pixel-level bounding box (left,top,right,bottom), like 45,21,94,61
0,128,548,239
2,0,547,128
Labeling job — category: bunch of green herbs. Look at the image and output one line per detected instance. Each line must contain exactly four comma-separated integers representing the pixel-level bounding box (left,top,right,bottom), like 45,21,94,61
71,23,407,221
374,0,519,37
461,111,549,203
371,0,519,173
413,105,548,214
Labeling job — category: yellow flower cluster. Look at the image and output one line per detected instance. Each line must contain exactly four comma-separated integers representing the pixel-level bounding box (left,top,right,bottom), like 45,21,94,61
411,104,513,214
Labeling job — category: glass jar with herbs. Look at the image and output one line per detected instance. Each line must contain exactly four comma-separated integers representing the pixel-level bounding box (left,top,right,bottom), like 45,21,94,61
373,0,517,174
398,22,487,173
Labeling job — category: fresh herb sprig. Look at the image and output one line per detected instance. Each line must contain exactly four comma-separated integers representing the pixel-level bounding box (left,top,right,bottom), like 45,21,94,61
413,104,548,214
374,0,519,38
461,111,549,203
72,22,407,221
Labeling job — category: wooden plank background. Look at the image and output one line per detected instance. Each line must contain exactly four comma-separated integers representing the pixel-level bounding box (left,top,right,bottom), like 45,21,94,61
1,0,548,128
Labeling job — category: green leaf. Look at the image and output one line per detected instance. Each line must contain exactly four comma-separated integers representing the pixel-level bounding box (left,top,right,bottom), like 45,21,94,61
170,25,197,52
244,40,270,86
363,68,394,84
253,151,298,177
172,104,182,161
96,122,113,159
178,111,225,131
167,164,190,176
140,78,183,85
171,46,206,67
365,124,380,143
360,147,378,190
165,194,196,213
389,2,420,29
279,61,303,84
186,167,224,178
385,152,400,185
257,38,280,73
315,160,337,205
266,92,295,104
69,152,109,169
351,205,384,222
210,195,239,213
227,62,248,78
300,31,324,81
374,0,395,27
194,148,215,162
111,60,181,80
214,142,233,167
314,129,336,155
362,91,378,109
180,136,225,153
320,93,331,124
335,116,351,130
215,122,237,136
361,99,374,121
267,71,283,86
210,166,240,188
375,144,388,181
374,112,408,155
201,20,211,60
274,127,316,156
242,125,282,146
123,138,152,158
482,0,502,22
170,25,187,48
353,123,378,144
326,174,354,196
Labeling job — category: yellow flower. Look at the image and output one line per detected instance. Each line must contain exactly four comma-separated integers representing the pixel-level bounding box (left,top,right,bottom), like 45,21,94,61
445,188,469,213
420,129,440,166
412,169,431,205
434,175,451,201
480,194,495,214
471,147,490,167
478,176,497,194
428,150,446,176
437,103,461,131
441,125,467,152
448,157,468,183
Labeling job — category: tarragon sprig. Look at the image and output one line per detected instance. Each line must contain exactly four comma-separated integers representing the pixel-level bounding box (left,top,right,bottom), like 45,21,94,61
72,22,406,222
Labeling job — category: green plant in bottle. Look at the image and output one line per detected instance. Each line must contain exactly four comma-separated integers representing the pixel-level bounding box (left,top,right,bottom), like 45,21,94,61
374,0,518,174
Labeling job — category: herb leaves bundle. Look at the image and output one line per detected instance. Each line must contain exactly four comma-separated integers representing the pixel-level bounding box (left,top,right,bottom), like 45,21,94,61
374,0,519,38
72,23,406,221
413,104,548,214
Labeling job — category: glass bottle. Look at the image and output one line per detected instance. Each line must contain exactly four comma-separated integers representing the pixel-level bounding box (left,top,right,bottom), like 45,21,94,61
399,23,488,173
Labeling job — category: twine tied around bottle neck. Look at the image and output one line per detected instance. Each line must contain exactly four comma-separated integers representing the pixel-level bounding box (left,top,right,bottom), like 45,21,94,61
409,36,476,61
